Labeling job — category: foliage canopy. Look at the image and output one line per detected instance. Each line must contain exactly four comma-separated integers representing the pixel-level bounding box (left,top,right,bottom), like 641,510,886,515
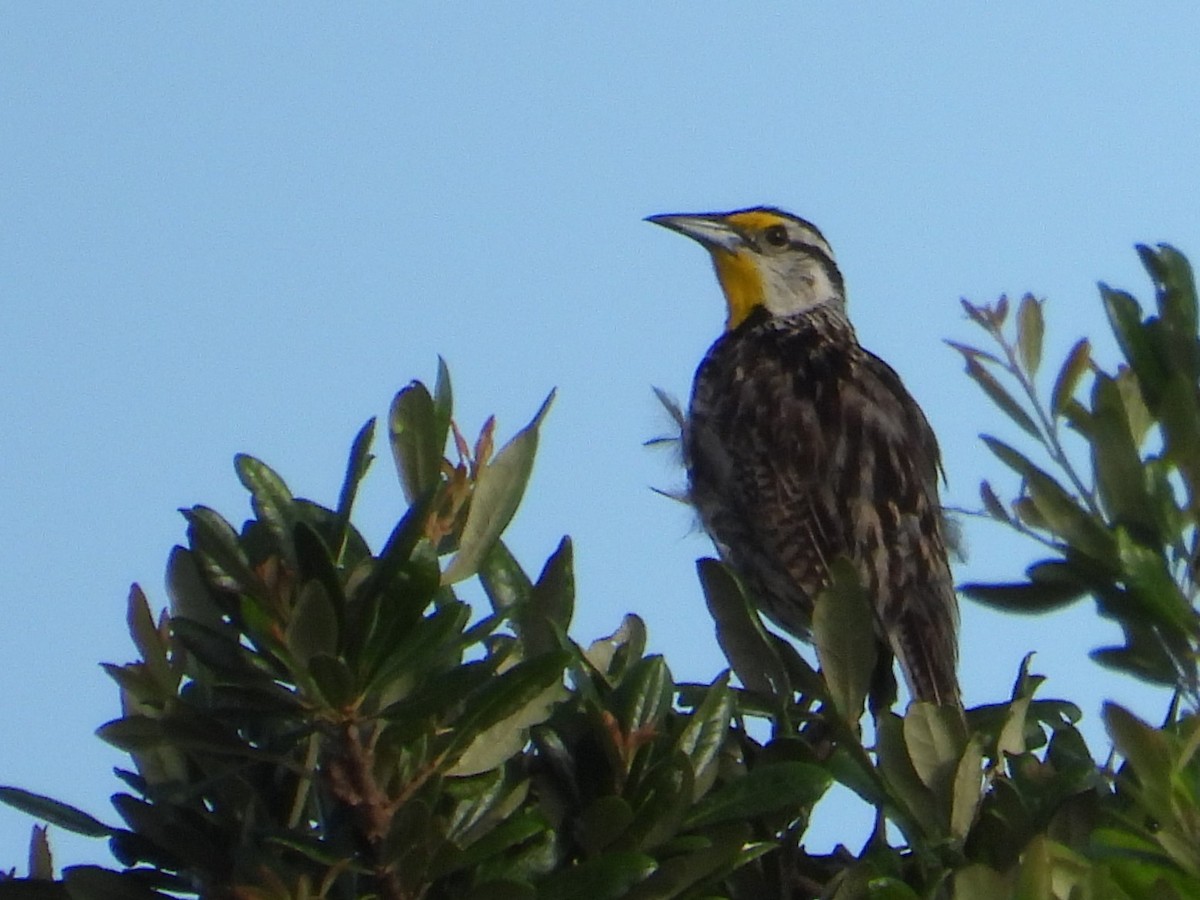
4,247,1200,899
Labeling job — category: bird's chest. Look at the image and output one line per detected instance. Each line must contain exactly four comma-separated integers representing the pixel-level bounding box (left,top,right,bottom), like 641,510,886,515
685,321,857,467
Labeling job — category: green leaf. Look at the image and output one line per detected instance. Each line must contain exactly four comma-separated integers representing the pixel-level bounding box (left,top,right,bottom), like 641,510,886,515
996,696,1031,762
1016,294,1045,376
390,379,446,505
182,505,262,595
1140,244,1199,367
963,358,1041,439
614,655,673,737
583,614,647,682
1101,283,1168,406
334,417,376,563
675,671,733,801
0,787,114,838
683,761,830,829
903,702,966,803
696,558,790,700
1104,702,1173,818
812,558,875,724
444,652,569,767
1090,374,1156,536
285,580,338,663
448,671,565,777
875,711,941,839
1114,366,1154,447
235,454,297,564
949,737,984,841
442,390,555,585
478,539,533,615
433,809,548,878
1159,370,1200,491
982,436,1113,559
125,585,170,691
952,864,1011,899
1050,338,1092,418
1116,529,1194,635
623,823,756,900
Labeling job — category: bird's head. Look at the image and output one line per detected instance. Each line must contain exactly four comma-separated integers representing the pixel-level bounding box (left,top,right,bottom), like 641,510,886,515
646,207,845,330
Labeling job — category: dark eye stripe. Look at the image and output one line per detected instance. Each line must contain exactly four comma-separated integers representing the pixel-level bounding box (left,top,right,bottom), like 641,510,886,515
796,242,845,296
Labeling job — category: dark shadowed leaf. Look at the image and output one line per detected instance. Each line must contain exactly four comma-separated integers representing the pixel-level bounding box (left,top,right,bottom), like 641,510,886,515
29,824,52,881
1101,284,1168,406
1090,642,1176,686
235,454,297,565
1140,243,1199,364
285,580,338,663
182,505,262,595
166,546,224,630
812,558,875,724
62,865,172,900
170,617,268,682
683,762,830,829
517,536,573,656
979,480,1012,525
536,851,657,900
576,796,635,856
442,390,555,585
333,417,376,562
0,787,114,838
390,380,445,505
960,579,1085,614
309,653,357,709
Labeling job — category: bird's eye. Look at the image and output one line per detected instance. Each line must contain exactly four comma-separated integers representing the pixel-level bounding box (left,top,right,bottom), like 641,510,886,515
763,224,788,247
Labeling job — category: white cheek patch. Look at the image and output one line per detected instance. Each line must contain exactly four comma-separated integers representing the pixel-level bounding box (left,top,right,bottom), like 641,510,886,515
760,257,842,317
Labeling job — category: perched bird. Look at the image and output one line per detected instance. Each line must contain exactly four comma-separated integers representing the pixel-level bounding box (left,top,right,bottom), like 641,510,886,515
647,207,961,708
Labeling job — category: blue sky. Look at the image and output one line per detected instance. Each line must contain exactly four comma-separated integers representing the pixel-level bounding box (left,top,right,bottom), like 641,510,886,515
4,4,1199,868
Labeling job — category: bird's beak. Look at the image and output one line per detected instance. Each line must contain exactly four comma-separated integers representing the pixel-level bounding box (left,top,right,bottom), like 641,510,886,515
645,213,744,253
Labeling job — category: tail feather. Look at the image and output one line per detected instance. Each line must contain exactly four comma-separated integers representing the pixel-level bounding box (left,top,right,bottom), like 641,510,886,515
888,585,961,709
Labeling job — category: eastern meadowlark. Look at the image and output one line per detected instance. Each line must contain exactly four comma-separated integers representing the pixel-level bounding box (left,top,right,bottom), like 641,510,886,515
648,207,961,708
